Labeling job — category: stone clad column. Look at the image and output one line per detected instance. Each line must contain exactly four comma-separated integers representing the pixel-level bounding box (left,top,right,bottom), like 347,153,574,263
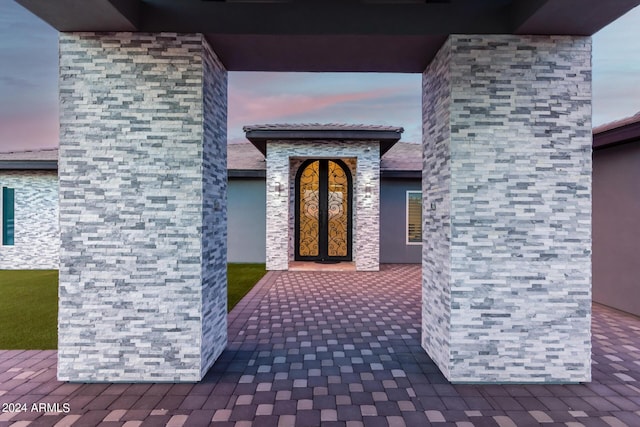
265,145,290,271
58,33,227,382
422,35,592,383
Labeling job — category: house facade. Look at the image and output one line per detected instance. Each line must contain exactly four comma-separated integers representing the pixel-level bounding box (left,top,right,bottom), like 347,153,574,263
13,0,640,384
0,150,58,269
228,141,424,265
0,138,422,269
232,124,422,269
593,113,640,317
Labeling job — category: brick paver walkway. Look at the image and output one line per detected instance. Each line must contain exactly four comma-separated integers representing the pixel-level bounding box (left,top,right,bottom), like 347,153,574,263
1,265,640,426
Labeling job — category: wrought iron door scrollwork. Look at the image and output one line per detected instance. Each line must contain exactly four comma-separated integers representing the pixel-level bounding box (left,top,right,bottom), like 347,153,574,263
327,161,348,257
299,161,320,257
295,159,352,261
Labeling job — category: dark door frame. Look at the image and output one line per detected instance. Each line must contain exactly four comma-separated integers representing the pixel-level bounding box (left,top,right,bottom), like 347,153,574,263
294,158,353,262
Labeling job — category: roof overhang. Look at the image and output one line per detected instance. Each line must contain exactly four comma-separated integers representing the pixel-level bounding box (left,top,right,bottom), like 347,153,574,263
380,170,421,179
15,0,640,72
593,123,640,150
0,161,58,170
228,169,266,179
244,126,403,157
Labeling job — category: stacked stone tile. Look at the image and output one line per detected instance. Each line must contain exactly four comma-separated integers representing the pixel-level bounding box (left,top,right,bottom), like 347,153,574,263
0,171,59,269
200,36,229,379
58,32,227,382
422,35,592,382
266,141,380,271
421,38,453,380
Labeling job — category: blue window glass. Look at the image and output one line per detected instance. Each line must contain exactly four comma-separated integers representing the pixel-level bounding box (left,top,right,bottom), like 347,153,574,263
2,187,15,246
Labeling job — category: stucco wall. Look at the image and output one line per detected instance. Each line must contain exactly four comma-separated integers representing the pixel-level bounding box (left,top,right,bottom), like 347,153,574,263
593,142,640,317
380,178,421,264
57,32,227,382
423,35,592,383
228,179,266,263
0,170,58,269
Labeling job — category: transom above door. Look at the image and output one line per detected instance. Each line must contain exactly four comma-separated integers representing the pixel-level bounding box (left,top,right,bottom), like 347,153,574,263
295,159,353,262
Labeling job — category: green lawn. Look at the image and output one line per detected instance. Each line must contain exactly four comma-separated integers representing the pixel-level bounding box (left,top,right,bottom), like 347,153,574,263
0,270,59,350
0,264,266,350
227,263,267,310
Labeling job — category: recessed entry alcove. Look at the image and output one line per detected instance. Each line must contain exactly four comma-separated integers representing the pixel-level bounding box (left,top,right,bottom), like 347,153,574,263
244,124,403,272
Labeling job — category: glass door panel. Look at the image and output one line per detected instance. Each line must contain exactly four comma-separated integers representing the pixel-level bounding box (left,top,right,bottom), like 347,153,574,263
295,159,352,261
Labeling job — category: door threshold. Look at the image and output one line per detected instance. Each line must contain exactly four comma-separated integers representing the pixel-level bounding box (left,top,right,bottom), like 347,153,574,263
288,261,356,272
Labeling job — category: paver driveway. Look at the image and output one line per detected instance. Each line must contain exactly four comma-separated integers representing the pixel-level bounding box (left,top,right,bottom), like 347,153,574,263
1,265,640,426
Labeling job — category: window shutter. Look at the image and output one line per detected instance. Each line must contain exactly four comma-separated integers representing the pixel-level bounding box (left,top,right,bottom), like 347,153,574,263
2,187,15,246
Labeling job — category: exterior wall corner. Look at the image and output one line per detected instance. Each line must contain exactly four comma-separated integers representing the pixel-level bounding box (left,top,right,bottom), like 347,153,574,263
57,32,227,382
422,34,592,383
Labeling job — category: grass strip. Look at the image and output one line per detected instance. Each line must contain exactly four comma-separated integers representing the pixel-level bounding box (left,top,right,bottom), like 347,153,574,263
0,264,266,349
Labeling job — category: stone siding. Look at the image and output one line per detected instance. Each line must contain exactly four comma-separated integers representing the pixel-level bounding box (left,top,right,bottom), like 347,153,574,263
199,37,228,378
266,141,379,271
422,35,592,382
0,171,59,269
58,32,227,382
422,38,453,380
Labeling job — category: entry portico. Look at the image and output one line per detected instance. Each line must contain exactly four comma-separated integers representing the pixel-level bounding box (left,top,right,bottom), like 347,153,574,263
16,0,640,384
245,124,404,272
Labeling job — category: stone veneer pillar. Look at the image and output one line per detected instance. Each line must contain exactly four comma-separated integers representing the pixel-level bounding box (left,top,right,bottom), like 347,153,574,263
58,33,227,382
422,35,592,382
266,141,380,271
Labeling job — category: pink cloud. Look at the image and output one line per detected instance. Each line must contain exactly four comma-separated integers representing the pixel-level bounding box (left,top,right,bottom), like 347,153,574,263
228,87,401,128
0,111,58,153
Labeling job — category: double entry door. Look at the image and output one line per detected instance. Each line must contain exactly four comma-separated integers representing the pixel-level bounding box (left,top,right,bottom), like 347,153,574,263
295,159,352,262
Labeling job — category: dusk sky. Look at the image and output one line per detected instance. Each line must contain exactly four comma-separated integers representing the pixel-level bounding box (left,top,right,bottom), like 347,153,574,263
1,0,639,152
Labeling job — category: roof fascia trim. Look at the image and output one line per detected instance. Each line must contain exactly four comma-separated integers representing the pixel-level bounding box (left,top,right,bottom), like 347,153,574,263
245,130,402,157
228,169,267,179
0,161,58,170
593,122,640,150
380,170,421,179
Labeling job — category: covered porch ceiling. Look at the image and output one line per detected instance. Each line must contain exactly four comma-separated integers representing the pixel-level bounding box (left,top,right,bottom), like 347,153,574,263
16,0,640,72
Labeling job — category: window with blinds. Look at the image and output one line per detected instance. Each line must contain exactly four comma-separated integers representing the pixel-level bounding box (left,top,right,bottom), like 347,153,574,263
406,191,422,245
